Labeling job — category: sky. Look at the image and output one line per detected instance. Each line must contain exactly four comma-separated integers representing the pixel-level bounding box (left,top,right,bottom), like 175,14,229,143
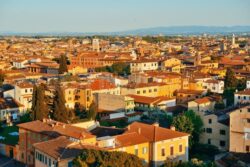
0,0,250,33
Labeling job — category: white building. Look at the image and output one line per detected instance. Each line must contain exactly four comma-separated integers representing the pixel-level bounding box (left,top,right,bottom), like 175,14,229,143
4,82,34,110
92,38,100,52
0,97,25,122
130,59,159,73
247,80,250,89
234,89,250,106
12,60,28,69
203,79,224,94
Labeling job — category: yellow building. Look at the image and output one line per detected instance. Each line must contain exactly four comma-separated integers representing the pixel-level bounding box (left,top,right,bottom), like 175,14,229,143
161,58,182,73
121,82,169,97
68,65,88,75
126,122,189,167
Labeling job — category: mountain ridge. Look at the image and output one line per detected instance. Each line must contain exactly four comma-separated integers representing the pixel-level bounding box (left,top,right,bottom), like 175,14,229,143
1,26,250,36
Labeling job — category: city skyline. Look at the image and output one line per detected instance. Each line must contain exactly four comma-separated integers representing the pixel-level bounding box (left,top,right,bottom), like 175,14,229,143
0,0,250,33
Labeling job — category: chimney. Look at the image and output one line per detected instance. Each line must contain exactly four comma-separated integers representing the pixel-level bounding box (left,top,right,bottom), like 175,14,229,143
138,128,141,134
127,125,130,130
170,126,176,131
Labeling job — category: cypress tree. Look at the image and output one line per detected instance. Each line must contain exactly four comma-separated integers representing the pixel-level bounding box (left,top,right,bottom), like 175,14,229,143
59,54,68,74
224,68,237,89
53,85,68,123
31,84,49,121
87,102,97,120
0,71,5,87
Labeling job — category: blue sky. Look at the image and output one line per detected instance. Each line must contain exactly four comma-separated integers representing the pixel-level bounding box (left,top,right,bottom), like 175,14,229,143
0,0,249,32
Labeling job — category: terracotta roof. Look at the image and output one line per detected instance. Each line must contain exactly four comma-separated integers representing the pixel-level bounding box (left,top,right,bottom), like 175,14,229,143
16,82,33,88
204,79,221,84
126,82,165,89
128,94,174,105
89,79,116,91
177,89,204,95
235,89,250,95
34,136,102,160
194,97,212,104
126,122,189,142
114,132,149,148
17,120,95,139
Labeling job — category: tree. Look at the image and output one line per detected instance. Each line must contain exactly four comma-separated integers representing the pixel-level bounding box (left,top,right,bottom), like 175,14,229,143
0,71,5,87
214,101,225,110
111,62,130,76
31,84,49,121
184,110,203,144
52,85,69,123
73,149,144,167
20,112,32,123
58,54,68,74
224,68,237,89
223,88,235,106
172,115,194,135
87,102,97,121
237,78,246,91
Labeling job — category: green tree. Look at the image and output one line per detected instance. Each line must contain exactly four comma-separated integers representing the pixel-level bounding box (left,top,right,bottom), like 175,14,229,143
223,88,235,106
237,78,246,91
87,102,97,121
111,62,130,75
52,85,68,123
0,71,5,87
20,112,32,123
224,68,237,89
31,84,49,121
73,149,144,167
214,100,225,110
184,110,203,143
58,54,68,74
172,115,194,135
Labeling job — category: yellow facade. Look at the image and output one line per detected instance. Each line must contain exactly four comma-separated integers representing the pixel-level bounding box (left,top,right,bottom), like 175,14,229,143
154,137,188,165
113,142,150,163
64,87,77,109
68,66,88,75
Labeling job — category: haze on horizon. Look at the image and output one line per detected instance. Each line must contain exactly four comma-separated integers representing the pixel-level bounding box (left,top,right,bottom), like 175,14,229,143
0,0,250,33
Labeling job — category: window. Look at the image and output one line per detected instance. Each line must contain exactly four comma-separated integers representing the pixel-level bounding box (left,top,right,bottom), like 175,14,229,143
149,89,152,93
220,130,226,135
137,91,140,94
244,96,246,100
179,145,182,153
170,146,174,156
154,89,157,92
161,148,165,156
206,128,212,133
21,153,24,159
208,119,212,124
142,147,147,154
143,90,146,94
134,149,138,156
238,96,240,99
220,141,226,147
25,89,27,93
208,139,211,144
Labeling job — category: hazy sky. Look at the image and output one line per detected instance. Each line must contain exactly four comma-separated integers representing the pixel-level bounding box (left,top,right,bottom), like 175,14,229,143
0,0,250,33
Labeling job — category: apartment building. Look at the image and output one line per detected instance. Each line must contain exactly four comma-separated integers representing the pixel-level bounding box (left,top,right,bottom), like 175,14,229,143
130,59,159,73
234,89,250,106
15,120,189,167
229,106,250,153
